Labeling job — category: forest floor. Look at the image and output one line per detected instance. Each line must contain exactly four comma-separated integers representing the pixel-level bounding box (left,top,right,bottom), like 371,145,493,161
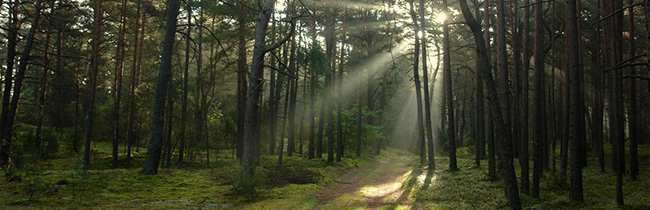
1,141,649,209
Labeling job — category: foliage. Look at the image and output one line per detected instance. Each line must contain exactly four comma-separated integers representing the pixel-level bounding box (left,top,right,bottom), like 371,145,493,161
299,43,330,77
338,104,386,156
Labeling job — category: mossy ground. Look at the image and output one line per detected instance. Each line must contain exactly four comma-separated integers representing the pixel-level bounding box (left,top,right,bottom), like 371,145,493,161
1,141,648,209
0,141,383,209
409,144,650,210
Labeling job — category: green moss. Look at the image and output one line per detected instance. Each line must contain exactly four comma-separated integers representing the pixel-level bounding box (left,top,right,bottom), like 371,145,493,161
0,142,390,209
410,146,650,210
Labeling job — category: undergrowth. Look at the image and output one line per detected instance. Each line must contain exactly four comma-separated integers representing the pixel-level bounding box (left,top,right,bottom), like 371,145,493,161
0,141,384,209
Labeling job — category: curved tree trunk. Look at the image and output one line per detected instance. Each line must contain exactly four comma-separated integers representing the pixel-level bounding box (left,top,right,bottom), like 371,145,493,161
408,0,426,166
142,0,181,175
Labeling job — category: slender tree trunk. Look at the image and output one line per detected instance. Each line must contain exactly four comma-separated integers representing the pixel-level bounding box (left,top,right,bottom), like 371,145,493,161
611,0,625,205
278,71,291,165
241,0,290,181
34,3,55,159
142,0,181,175
178,0,191,164
627,0,638,181
519,0,531,195
496,0,511,169
324,6,336,163
483,0,492,163
443,0,457,170
82,0,101,169
511,0,521,160
567,0,583,202
195,9,205,166
111,0,127,168
531,0,544,198
127,0,144,168
336,1,348,162
408,0,426,165
287,0,298,157
164,79,174,168
420,0,436,169
236,1,247,159
269,14,277,156
308,0,317,159
0,0,18,165
317,72,326,158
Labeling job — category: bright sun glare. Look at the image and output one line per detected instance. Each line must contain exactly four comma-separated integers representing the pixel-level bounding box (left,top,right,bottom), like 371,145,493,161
435,12,447,24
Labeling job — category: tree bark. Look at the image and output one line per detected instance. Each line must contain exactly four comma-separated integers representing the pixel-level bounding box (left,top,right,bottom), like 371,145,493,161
627,0,639,181
519,0,531,195
112,0,127,168
236,0,247,159
420,0,436,170
142,0,181,175
566,0,583,202
178,0,191,164
287,0,298,157
126,0,144,168
34,3,55,159
531,0,544,198
611,0,625,205
241,0,290,182
0,0,18,166
336,1,348,162
496,0,511,168
408,0,426,166
443,0,457,171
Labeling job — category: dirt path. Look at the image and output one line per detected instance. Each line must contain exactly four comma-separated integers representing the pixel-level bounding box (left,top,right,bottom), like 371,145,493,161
311,152,417,210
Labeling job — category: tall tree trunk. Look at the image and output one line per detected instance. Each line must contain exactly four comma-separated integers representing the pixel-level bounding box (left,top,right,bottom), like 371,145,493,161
336,1,348,162
483,0,492,165
567,0,583,202
496,0,511,168
195,9,205,166
34,3,55,159
459,0,491,173
519,0,531,195
408,0,426,165
470,0,522,206
0,0,18,165
308,0,317,159
531,0,544,198
164,79,174,168
278,70,291,165
627,0,639,181
82,0,101,170
420,0,436,169
269,14,277,156
325,6,336,163
236,0,247,159
241,0,292,182
443,0,457,170
127,0,144,168
178,0,191,164
611,0,625,205
112,0,127,168
142,0,181,175
511,0,521,160
287,0,298,157
472,0,486,166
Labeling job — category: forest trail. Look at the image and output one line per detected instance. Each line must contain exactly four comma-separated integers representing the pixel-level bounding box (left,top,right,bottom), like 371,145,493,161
311,151,417,210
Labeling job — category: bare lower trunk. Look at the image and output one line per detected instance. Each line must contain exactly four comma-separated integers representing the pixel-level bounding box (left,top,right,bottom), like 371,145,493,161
142,0,180,175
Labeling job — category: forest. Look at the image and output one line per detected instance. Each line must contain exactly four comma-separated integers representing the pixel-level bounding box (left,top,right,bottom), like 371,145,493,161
0,0,649,209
